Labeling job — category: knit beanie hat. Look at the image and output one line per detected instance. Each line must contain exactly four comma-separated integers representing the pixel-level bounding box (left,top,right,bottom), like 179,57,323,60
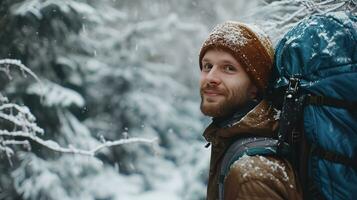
199,21,274,94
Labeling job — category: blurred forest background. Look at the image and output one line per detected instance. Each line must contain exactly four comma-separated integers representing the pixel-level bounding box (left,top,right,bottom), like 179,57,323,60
0,0,355,199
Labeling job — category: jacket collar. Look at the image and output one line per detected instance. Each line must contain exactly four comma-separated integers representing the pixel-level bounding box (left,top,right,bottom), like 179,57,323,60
203,100,279,144
211,100,259,128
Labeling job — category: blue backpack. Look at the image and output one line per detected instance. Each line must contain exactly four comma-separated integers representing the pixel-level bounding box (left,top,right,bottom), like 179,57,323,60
218,12,357,200
271,11,357,200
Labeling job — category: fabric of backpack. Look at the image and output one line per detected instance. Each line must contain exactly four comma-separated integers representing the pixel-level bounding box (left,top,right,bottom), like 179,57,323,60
270,11,357,200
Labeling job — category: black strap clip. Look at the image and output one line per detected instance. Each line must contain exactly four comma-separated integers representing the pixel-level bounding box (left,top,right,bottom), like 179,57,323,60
286,77,301,98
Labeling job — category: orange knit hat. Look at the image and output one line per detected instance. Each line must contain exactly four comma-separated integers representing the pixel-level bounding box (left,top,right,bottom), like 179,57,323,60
199,21,274,94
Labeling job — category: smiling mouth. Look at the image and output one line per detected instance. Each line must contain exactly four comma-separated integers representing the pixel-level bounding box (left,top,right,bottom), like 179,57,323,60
202,90,224,96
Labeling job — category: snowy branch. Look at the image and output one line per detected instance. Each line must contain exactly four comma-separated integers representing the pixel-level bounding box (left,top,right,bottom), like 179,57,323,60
299,0,351,13
278,7,306,26
0,59,42,84
0,96,158,160
276,0,354,27
253,0,357,44
0,130,157,157
0,103,157,160
0,59,157,162
1,140,30,146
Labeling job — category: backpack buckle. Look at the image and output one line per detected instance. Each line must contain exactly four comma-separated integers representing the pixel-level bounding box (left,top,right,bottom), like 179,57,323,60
287,77,301,96
291,129,301,143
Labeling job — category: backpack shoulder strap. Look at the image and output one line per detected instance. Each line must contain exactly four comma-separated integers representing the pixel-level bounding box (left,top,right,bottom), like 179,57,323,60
218,137,279,200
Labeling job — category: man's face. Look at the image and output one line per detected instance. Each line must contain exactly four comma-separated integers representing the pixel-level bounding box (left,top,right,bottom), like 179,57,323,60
200,49,257,118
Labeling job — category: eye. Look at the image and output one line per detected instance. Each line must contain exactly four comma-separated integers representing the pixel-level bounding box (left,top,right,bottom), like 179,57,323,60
223,65,236,73
202,63,213,72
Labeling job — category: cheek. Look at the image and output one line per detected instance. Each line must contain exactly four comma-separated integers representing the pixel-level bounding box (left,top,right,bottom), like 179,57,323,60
199,78,204,88
226,77,252,95
238,73,253,87
199,74,207,87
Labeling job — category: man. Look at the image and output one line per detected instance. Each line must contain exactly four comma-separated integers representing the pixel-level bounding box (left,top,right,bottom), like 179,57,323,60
199,21,302,200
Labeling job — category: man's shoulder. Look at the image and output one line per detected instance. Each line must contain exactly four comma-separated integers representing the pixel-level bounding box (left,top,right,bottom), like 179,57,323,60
223,155,302,200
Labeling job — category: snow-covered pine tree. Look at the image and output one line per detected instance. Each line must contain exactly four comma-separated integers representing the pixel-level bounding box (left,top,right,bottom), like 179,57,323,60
0,1,121,199
1,0,208,199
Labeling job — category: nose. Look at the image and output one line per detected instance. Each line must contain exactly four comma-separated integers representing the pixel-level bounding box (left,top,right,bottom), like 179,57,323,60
204,65,221,85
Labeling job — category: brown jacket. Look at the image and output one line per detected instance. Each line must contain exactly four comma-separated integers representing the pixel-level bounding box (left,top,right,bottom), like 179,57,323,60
203,100,302,200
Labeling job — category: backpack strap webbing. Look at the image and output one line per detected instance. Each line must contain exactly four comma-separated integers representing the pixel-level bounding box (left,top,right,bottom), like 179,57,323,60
305,95,357,110
310,143,357,170
218,137,280,200
304,94,357,169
